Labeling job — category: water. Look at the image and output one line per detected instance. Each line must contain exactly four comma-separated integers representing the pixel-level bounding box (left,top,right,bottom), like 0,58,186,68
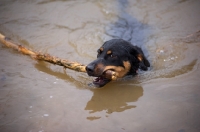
0,0,200,132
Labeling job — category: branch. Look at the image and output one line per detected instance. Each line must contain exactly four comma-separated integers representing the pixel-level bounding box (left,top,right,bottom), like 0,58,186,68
0,33,86,72
0,33,117,80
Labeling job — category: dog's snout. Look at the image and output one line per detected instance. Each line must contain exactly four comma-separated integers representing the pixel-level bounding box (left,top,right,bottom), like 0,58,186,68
86,64,94,76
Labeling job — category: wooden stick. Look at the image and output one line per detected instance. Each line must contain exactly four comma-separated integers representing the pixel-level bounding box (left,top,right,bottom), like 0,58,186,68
0,33,117,80
0,33,86,72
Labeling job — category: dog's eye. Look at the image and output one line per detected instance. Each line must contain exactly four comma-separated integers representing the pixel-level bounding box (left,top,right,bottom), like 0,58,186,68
97,49,102,54
97,49,102,57
110,54,116,58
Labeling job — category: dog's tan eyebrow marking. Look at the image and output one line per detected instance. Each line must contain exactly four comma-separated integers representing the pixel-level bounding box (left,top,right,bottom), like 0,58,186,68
137,54,143,62
107,50,112,55
100,47,104,52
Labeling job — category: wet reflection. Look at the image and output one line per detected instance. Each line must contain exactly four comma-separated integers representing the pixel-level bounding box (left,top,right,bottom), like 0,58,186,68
34,61,89,89
85,83,143,114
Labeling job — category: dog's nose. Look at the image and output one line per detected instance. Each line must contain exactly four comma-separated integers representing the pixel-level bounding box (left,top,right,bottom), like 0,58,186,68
86,64,94,76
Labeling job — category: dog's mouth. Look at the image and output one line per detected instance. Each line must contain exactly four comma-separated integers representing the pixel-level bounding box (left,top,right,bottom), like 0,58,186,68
93,76,111,87
92,70,116,87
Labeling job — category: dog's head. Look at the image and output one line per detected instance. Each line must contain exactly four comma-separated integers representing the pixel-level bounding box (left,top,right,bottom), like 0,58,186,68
86,39,150,87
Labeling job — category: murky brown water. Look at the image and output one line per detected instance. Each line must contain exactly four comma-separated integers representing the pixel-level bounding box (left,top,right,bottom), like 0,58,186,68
0,0,200,132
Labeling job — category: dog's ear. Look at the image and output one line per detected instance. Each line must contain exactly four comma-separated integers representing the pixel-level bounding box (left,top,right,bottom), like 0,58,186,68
137,54,150,71
129,46,150,71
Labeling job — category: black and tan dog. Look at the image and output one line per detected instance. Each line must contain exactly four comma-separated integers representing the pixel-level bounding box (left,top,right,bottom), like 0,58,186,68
86,39,150,87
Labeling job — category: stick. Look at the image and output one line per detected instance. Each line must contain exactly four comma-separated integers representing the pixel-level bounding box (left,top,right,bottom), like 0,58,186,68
0,33,117,80
0,33,86,72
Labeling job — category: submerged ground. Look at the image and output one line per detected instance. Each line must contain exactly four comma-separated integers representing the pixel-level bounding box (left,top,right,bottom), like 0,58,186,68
0,0,200,132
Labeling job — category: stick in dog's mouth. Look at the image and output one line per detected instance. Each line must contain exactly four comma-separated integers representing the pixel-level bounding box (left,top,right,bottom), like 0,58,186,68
92,70,117,87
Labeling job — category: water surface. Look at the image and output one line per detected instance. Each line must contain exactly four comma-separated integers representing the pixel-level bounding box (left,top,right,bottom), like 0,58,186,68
0,0,200,132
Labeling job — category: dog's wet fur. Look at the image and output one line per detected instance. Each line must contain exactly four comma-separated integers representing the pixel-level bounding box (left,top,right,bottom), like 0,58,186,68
86,39,150,87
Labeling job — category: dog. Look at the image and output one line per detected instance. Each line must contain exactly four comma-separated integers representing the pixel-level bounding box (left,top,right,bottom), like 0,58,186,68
86,39,150,87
